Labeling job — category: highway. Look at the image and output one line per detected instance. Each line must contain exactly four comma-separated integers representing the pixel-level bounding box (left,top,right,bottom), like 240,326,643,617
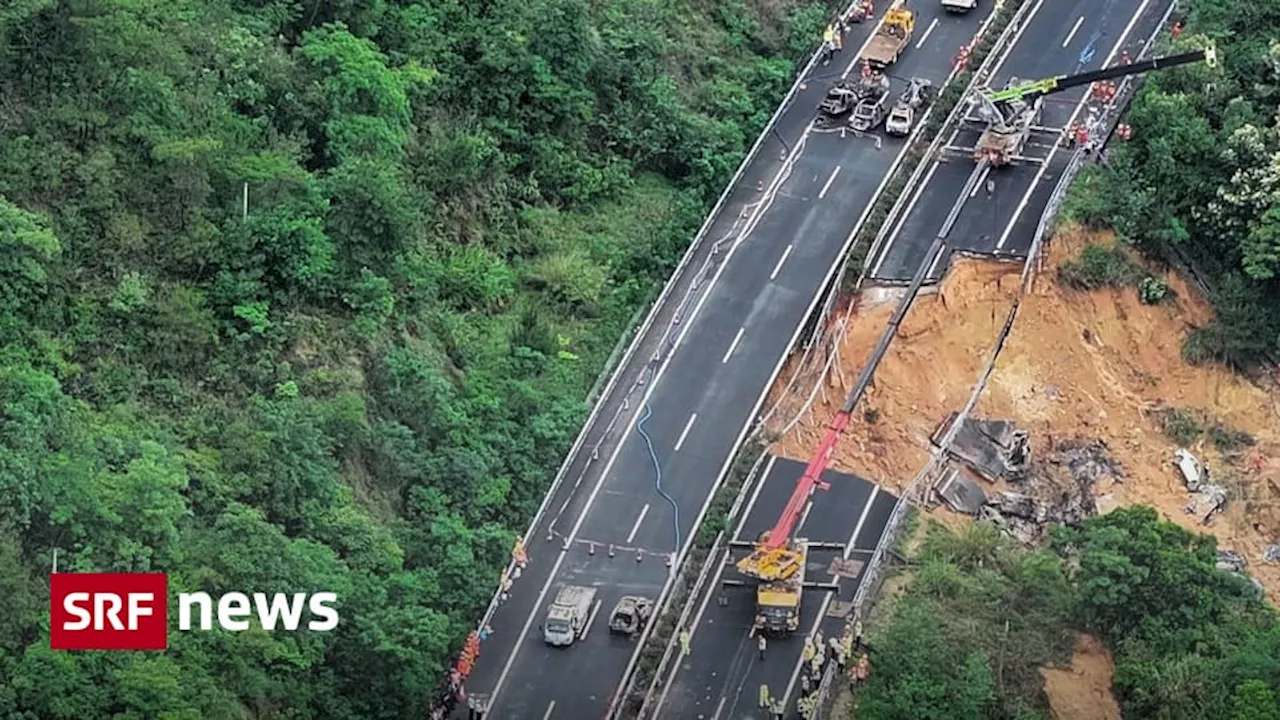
644,0,1174,718
869,0,1173,283
647,456,894,720
456,5,991,718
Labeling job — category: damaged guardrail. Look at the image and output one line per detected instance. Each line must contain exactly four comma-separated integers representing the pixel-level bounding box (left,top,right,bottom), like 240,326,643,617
806,2,1180,718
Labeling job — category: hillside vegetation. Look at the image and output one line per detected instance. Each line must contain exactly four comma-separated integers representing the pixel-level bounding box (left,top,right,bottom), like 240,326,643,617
1064,0,1280,368
851,1,1280,718
854,509,1280,720
0,0,835,716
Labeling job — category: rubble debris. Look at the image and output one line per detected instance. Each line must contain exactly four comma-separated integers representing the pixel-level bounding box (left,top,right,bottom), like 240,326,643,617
935,413,1031,482
1264,545,1280,564
1175,449,1205,492
989,491,1051,523
1185,484,1228,525
1060,439,1124,486
970,436,1116,544
935,467,988,515
1217,549,1248,574
979,505,1040,545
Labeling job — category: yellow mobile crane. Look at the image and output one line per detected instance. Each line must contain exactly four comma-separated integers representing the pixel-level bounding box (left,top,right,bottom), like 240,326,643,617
729,416,852,635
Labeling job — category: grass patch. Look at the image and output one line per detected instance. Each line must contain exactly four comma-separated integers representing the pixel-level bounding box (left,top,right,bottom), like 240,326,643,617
1157,406,1255,452
1058,243,1142,290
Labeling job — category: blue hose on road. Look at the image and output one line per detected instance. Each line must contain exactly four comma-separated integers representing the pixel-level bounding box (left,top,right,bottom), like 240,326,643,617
637,404,682,552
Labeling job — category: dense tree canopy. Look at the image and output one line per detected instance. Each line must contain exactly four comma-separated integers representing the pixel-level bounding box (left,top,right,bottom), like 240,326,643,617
1063,0,1280,367
0,0,835,716
854,509,1280,720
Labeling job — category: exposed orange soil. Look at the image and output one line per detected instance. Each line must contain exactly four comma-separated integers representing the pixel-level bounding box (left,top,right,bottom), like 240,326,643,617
1040,635,1122,720
769,225,1280,601
770,256,1025,492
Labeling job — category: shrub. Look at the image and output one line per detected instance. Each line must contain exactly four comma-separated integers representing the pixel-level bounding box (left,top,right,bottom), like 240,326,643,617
1138,276,1168,304
1058,243,1141,290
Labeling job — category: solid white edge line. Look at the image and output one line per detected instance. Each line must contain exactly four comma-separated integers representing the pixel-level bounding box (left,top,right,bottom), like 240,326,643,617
618,5,972,712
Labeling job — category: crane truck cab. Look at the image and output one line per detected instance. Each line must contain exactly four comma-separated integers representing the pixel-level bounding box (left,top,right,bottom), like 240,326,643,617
747,538,808,636
543,585,597,646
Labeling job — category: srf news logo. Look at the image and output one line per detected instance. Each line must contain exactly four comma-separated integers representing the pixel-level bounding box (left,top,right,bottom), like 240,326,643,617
50,573,339,650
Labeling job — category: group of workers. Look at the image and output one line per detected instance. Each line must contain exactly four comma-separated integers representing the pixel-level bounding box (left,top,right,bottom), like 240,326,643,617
751,622,872,719
820,0,874,65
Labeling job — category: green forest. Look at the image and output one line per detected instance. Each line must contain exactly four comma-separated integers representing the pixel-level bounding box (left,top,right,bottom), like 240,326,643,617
853,509,1280,720
0,0,835,716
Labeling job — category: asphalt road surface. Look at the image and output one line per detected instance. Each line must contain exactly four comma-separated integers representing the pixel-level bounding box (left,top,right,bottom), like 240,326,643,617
642,1,1177,718
868,0,1173,283
649,457,895,720
458,5,991,718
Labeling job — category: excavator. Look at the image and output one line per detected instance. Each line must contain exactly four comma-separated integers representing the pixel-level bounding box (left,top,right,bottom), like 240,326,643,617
947,45,1217,166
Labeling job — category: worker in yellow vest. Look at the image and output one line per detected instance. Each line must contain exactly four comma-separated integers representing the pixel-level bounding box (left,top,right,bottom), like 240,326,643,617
822,24,836,65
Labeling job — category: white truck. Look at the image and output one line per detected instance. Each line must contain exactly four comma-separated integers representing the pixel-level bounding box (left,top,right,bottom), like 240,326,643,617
941,0,979,13
543,585,597,646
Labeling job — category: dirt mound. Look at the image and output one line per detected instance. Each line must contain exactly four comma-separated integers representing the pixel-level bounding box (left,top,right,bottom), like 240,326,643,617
976,227,1280,600
1040,634,1122,720
768,224,1280,601
770,256,1023,490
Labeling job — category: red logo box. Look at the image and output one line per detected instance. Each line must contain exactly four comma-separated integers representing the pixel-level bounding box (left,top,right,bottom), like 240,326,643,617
50,573,169,650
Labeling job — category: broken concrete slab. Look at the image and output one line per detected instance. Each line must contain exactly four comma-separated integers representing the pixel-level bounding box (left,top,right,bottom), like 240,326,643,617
935,413,1030,482
1264,544,1280,564
1185,483,1227,524
827,600,855,619
936,467,988,515
990,491,1051,523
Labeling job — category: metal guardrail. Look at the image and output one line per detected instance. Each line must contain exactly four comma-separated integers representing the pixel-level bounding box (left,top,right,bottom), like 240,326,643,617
806,4,1180,717
627,4,1036,716
459,0,861,679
